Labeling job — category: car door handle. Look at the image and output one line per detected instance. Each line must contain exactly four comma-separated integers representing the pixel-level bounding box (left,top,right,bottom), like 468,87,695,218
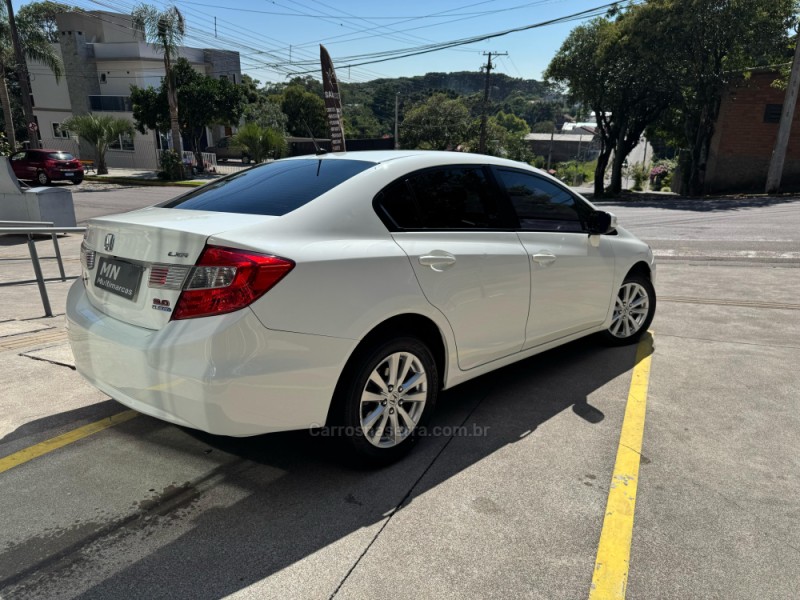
419,252,457,271
532,252,557,266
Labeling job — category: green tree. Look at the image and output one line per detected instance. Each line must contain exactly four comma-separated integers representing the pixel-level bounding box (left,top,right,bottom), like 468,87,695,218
240,74,288,133
130,57,245,172
233,122,285,163
531,121,555,134
279,85,326,138
344,105,382,138
644,0,797,194
545,11,674,196
1,1,65,148
401,93,471,150
132,4,185,163
62,114,135,174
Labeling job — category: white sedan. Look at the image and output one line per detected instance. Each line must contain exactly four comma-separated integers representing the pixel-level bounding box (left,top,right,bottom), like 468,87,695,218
67,150,655,463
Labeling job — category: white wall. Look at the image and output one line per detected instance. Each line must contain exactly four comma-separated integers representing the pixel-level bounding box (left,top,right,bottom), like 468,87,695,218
29,45,71,111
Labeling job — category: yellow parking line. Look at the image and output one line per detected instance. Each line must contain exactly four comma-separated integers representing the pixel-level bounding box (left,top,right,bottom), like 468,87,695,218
0,410,138,475
589,332,654,600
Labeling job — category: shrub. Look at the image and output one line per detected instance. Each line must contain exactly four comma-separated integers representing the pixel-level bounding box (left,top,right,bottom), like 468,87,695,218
158,150,183,180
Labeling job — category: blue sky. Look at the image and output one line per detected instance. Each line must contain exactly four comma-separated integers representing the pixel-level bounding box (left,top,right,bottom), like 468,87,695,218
16,0,611,84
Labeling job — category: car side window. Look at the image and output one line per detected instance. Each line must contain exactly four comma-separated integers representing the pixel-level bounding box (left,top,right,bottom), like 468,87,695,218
496,169,589,232
10,152,25,162
375,179,421,229
406,166,504,229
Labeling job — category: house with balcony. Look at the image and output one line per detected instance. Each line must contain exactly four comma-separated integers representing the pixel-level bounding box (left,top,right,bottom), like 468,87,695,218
28,10,241,170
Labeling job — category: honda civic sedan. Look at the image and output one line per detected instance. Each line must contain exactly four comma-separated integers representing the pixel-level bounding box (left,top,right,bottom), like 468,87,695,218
67,151,655,463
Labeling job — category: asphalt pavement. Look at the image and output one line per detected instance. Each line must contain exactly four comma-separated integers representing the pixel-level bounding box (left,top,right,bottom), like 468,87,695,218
0,187,798,599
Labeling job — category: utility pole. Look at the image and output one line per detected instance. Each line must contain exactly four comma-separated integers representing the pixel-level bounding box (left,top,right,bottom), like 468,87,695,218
394,92,400,149
479,51,507,154
766,33,800,193
4,0,40,149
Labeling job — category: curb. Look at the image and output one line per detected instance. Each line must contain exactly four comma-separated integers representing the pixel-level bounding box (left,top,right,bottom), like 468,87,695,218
84,176,208,188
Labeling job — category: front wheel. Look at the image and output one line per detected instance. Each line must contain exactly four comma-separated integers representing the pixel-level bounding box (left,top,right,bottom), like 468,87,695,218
337,337,438,464
601,274,656,345
36,171,51,186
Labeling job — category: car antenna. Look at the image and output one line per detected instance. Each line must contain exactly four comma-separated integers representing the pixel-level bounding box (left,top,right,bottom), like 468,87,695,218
302,120,327,156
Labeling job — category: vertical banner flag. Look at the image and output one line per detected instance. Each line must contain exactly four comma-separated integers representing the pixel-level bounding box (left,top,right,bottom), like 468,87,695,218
320,45,346,152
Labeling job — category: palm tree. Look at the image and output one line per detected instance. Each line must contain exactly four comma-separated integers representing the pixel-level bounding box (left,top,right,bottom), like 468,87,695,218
131,4,185,164
233,123,286,164
0,2,64,149
63,114,135,175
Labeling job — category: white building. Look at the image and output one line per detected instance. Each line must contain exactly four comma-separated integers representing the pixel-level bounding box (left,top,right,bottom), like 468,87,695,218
28,11,241,170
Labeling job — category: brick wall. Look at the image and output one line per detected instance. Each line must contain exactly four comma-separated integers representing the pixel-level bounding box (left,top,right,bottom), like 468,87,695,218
706,72,800,193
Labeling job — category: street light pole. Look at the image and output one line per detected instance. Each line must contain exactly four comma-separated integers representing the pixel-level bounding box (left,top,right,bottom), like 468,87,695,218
766,31,800,193
394,92,399,150
4,0,40,149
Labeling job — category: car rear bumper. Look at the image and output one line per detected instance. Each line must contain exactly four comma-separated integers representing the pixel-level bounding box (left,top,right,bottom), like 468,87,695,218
66,280,357,436
47,168,83,180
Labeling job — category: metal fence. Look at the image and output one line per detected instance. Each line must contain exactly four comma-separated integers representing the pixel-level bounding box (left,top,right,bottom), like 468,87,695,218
0,221,85,317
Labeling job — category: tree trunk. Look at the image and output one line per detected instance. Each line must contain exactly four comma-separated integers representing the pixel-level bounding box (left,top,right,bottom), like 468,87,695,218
96,142,108,175
164,56,184,178
608,133,628,194
0,71,17,150
594,148,612,197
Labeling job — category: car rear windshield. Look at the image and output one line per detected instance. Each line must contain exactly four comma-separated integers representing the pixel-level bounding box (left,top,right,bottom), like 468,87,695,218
162,159,376,216
47,152,75,160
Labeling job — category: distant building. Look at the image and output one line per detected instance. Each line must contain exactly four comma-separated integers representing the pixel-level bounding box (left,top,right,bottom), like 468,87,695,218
524,133,600,164
703,70,800,193
27,11,241,170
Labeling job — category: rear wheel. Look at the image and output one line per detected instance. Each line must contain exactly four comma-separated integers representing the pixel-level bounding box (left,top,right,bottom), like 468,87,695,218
337,337,438,464
36,171,50,186
71,178,83,185
601,274,656,345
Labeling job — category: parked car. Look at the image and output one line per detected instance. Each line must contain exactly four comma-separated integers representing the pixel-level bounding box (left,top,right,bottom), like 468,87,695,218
67,151,656,463
9,149,84,185
204,136,250,163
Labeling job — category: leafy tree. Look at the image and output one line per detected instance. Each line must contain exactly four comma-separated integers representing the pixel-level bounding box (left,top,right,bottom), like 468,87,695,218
132,4,185,164
1,1,65,148
545,11,674,196
494,111,529,136
344,105,382,138
130,57,245,171
240,74,288,133
17,2,78,43
644,0,797,194
279,85,326,138
62,114,135,174
401,93,471,150
532,121,556,134
233,123,285,163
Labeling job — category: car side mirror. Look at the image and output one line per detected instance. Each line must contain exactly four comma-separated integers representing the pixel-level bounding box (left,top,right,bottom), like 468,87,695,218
588,210,617,235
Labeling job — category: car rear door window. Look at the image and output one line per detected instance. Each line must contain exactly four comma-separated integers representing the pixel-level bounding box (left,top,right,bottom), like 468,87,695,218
495,169,589,232
378,166,509,230
162,158,375,216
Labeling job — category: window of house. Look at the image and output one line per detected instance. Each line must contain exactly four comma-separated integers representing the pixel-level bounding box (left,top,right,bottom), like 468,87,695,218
109,133,135,152
100,73,107,84
495,169,590,232
764,104,783,123
51,123,70,138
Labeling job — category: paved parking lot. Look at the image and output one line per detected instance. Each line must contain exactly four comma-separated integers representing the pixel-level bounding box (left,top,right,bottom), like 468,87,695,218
1,189,798,599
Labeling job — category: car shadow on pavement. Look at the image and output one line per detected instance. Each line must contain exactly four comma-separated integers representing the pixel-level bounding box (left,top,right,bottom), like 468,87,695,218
1,335,652,598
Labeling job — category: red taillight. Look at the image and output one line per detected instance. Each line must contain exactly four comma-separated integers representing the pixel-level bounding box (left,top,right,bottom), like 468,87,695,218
172,246,294,320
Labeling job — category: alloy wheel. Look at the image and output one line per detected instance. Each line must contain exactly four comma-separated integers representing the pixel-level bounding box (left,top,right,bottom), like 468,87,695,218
610,282,650,338
359,351,428,448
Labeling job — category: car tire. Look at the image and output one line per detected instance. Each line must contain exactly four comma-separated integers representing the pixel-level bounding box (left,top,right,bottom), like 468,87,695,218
36,171,51,186
71,178,83,185
335,336,438,465
601,274,656,346
242,155,250,164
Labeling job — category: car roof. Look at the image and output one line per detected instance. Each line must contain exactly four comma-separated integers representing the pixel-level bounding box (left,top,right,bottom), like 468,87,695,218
281,149,538,170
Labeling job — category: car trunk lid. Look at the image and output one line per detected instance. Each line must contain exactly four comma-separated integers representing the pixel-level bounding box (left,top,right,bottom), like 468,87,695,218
82,207,277,330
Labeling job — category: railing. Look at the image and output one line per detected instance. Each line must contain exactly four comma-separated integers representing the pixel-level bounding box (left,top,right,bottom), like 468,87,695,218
0,221,86,318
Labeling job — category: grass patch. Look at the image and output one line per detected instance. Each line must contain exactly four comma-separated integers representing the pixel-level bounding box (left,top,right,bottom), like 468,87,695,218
84,176,208,187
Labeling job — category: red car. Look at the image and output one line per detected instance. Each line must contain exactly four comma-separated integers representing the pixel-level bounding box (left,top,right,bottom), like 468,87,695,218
9,149,84,186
